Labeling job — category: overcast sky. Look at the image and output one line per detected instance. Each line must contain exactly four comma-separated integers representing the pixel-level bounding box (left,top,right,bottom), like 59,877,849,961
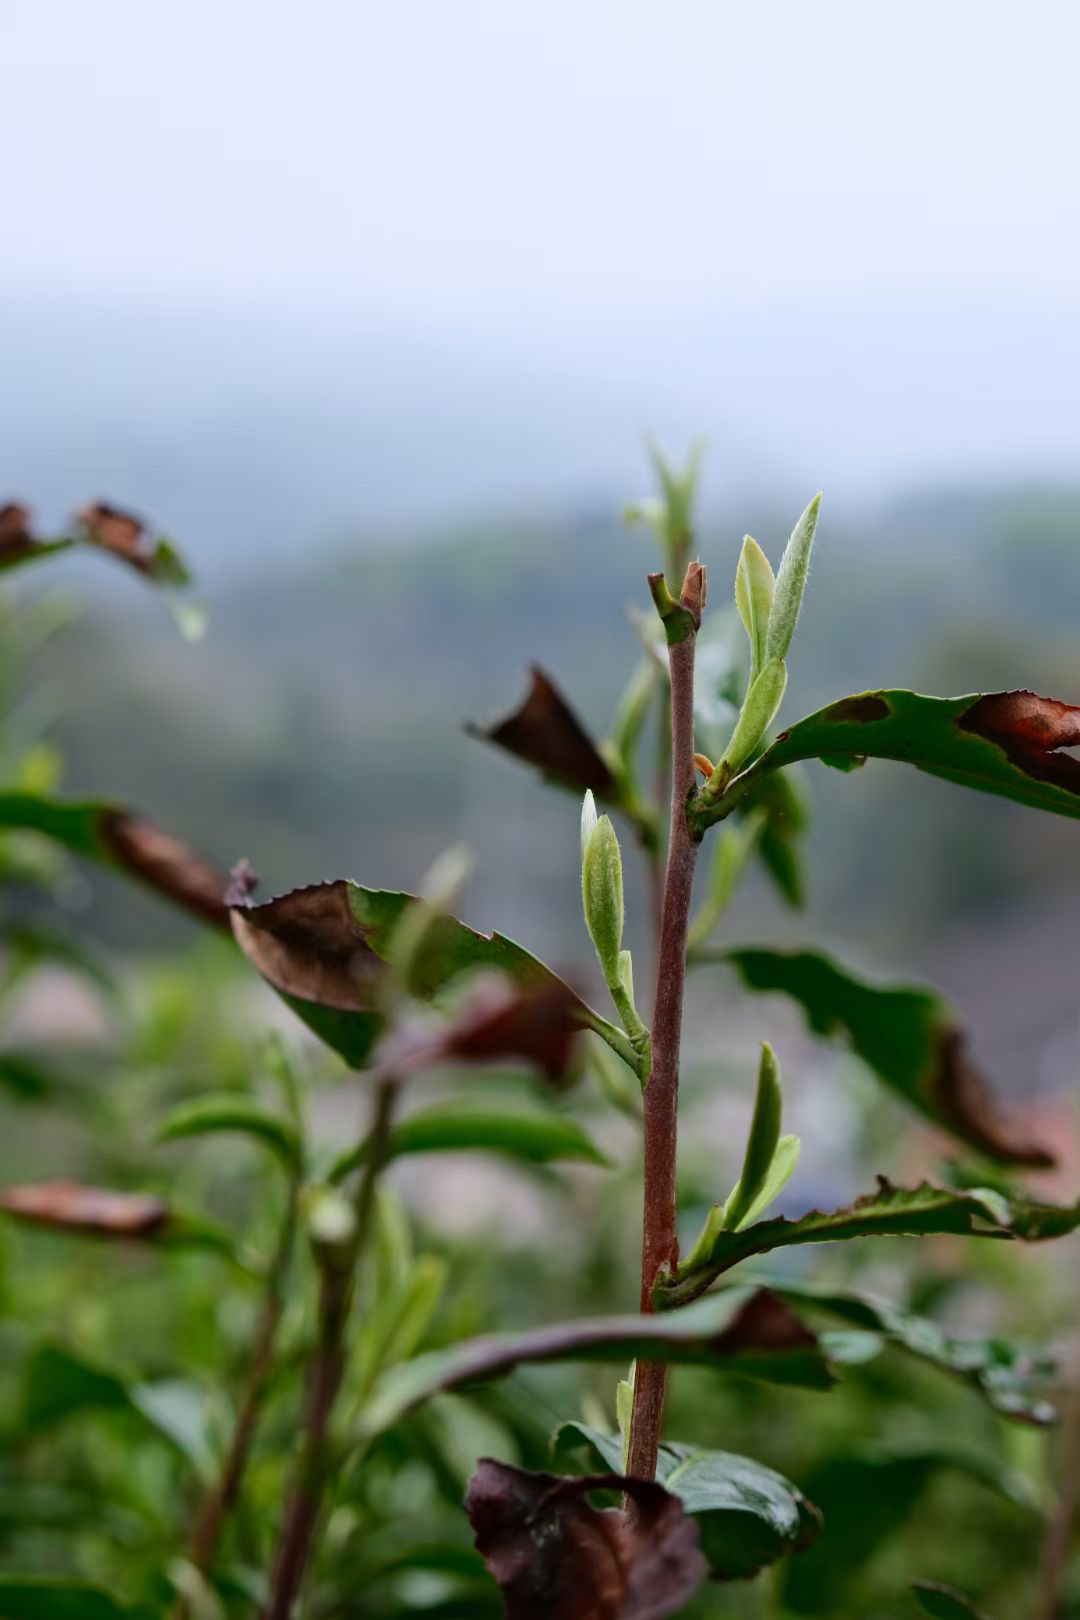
3,1,1079,541
5,0,1078,317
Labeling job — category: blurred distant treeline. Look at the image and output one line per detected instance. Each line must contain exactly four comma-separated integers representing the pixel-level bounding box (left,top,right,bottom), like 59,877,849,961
18,484,1080,985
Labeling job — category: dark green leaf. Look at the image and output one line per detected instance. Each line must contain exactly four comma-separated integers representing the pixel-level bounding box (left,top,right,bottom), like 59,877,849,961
332,1100,609,1180
157,1093,300,1168
0,1578,150,1620
716,945,1052,1167
0,791,230,931
912,1581,993,1619
778,1282,1058,1424
554,1421,821,1580
229,877,636,1073
782,1449,1029,1613
18,1345,213,1476
659,1180,1080,1308
702,687,1080,829
361,1287,830,1438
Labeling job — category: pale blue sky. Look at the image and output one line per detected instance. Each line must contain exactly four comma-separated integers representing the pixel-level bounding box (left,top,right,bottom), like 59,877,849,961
5,0,1078,315
2,0,1079,548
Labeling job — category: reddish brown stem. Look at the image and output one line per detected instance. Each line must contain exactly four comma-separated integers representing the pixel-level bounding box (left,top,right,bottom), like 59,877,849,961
263,1078,396,1620
626,588,701,1482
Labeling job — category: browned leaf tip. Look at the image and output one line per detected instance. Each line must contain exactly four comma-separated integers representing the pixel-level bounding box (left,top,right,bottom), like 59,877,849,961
0,502,35,558
959,689,1080,797
0,1179,170,1237
229,879,385,1011
679,560,707,626
468,666,617,798
77,501,151,570
441,978,581,1082
931,1026,1055,1169
466,1458,706,1620
696,1286,825,1363
102,811,231,932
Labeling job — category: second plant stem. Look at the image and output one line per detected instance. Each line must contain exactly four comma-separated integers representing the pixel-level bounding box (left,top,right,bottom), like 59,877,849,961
626,602,701,1482
263,1076,396,1620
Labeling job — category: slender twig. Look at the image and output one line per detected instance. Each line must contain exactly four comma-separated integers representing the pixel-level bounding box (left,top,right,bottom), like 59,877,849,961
173,1179,299,1618
262,1077,397,1620
626,564,704,1483
1036,1379,1080,1620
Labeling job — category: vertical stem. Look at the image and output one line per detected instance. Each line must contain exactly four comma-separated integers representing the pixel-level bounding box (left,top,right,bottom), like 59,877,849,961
263,1077,396,1620
1036,1382,1080,1620
174,1180,298,1617
626,597,701,1482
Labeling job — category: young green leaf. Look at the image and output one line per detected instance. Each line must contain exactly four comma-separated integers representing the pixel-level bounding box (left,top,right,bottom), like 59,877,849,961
716,945,1053,1167
722,1043,784,1231
660,1179,1080,1308
156,1094,301,1169
721,658,787,774
763,493,821,664
734,535,775,681
554,1422,822,1581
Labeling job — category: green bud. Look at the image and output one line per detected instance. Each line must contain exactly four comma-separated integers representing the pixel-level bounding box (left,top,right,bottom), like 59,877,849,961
580,789,599,861
722,658,787,775
722,1043,783,1231
764,493,822,665
582,812,624,978
305,1184,357,1264
734,535,775,682
617,1367,635,1471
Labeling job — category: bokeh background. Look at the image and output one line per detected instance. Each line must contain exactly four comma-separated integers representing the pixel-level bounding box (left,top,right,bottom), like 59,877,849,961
3,5,1080,1615
4,0,1080,1119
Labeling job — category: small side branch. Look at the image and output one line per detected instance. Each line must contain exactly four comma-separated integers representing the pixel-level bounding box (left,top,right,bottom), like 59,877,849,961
262,1077,396,1620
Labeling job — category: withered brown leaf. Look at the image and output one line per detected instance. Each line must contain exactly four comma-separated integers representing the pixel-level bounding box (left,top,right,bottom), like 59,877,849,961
466,1457,706,1620
440,977,580,1081
0,1180,170,1237
468,666,617,799
958,689,1080,796
103,811,231,932
77,501,150,570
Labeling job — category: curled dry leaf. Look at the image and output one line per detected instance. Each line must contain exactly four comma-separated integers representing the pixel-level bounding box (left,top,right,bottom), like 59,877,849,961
103,811,230,931
703,686,1080,830
440,976,581,1081
0,501,35,561
0,791,230,932
0,1179,170,1237
466,1457,706,1620
77,501,150,569
229,876,598,1070
467,665,617,799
